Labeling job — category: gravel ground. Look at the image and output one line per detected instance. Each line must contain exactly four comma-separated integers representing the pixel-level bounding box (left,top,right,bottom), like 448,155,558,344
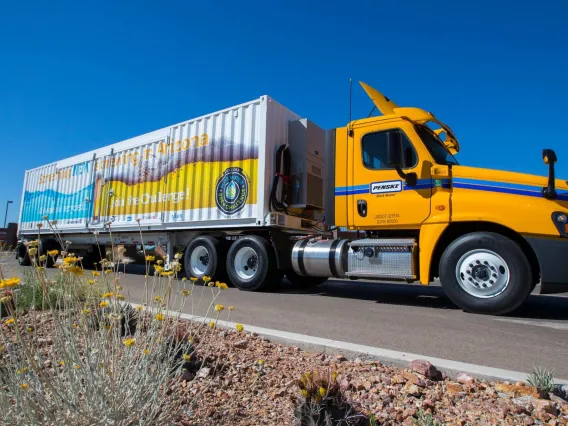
2,312,568,426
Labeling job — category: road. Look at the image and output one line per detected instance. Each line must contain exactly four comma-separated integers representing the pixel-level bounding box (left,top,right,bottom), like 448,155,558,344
7,259,568,379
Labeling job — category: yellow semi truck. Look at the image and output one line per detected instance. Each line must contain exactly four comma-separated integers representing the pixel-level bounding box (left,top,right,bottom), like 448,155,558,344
18,82,568,315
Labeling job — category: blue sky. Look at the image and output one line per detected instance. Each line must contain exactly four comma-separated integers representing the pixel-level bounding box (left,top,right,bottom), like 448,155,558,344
1,0,567,225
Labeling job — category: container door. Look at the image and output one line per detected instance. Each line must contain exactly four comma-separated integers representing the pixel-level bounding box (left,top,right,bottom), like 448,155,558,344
20,164,58,233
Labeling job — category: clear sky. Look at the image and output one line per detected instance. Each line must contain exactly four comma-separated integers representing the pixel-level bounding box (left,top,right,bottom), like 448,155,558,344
1,0,567,225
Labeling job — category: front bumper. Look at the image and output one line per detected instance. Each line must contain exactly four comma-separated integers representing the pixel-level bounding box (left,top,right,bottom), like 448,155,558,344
526,236,568,294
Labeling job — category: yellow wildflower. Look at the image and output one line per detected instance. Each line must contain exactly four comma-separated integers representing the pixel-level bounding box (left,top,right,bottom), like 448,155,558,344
47,249,59,257
68,266,84,276
88,279,96,285
1,277,21,288
116,285,122,291
155,313,165,321
72,323,78,329
75,364,81,370
190,277,198,282
209,321,215,329
82,308,90,315
214,304,224,312
156,260,163,265
143,349,149,355
26,326,34,333
180,289,190,297
236,323,244,332
0,345,4,352
202,275,211,282
301,389,309,398
135,305,143,311
258,359,265,365
154,265,164,273
182,277,187,281
63,256,77,264
99,301,109,308
21,383,28,390
319,387,327,397
145,255,155,261
59,361,65,367
175,252,183,259
116,294,125,301
39,254,47,262
229,306,235,311
5,318,15,325
16,368,28,374
92,271,101,276
123,338,136,347
207,282,215,287
0,296,11,303
28,247,37,256
154,296,163,303
27,240,39,247
102,292,114,299
182,353,191,361
104,269,112,275
104,325,111,330
160,271,174,277
216,282,229,290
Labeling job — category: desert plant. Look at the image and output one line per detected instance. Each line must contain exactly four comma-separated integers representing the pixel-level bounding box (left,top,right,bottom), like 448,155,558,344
294,369,368,426
527,366,557,396
0,220,233,425
412,409,443,426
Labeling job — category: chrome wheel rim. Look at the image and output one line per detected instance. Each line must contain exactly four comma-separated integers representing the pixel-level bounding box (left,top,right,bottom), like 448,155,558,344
233,246,258,281
455,249,510,298
189,246,209,276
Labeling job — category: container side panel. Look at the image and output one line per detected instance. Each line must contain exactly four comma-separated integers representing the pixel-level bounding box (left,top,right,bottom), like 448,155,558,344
20,164,59,232
55,159,94,230
161,101,261,224
92,135,169,226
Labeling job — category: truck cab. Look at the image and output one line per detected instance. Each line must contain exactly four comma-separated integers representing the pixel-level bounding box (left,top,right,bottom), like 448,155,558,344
293,82,568,315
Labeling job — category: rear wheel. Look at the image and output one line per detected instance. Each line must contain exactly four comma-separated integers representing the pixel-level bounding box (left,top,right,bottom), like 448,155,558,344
285,269,328,288
226,235,279,291
184,236,223,282
17,243,31,266
439,232,532,315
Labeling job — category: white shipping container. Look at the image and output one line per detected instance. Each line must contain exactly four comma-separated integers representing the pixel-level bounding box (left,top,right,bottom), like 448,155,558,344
19,96,301,235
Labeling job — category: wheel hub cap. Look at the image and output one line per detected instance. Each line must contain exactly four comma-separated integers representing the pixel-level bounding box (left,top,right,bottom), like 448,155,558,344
456,249,510,298
189,246,209,276
234,247,258,281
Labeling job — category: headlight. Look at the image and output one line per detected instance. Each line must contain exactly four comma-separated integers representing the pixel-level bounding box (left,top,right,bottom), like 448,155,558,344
552,212,568,237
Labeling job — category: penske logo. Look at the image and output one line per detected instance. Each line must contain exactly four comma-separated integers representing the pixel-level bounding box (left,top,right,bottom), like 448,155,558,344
370,180,402,194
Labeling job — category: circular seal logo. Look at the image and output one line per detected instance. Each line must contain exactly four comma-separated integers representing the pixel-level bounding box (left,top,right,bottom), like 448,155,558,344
215,167,249,215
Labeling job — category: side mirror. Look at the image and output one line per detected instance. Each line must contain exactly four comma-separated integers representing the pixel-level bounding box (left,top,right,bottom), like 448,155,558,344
387,131,403,167
542,149,558,199
387,131,417,186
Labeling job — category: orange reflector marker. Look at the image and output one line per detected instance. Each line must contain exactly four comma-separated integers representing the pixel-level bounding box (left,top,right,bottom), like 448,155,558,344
435,205,446,211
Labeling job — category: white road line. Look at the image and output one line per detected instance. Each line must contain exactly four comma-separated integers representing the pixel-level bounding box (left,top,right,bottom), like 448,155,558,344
129,303,568,385
493,317,568,331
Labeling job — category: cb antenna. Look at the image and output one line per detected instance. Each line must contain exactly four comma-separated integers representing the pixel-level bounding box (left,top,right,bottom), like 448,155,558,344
348,78,353,137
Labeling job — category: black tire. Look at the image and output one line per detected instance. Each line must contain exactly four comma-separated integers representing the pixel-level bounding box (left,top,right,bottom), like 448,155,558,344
17,244,31,266
184,236,222,282
226,235,278,291
285,269,328,288
439,232,532,315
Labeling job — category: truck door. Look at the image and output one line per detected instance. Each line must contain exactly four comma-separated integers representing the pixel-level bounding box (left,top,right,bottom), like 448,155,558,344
348,120,432,229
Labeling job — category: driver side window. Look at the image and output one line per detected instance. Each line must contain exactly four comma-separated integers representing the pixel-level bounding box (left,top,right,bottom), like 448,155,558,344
362,129,417,170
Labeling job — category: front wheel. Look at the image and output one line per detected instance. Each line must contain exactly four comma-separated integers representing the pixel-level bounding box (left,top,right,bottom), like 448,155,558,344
439,232,532,315
184,236,223,282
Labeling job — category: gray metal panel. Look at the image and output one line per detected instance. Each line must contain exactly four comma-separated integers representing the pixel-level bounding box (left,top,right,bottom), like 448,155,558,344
324,129,336,226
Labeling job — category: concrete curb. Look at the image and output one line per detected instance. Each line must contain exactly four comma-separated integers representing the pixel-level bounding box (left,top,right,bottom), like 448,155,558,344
129,303,568,386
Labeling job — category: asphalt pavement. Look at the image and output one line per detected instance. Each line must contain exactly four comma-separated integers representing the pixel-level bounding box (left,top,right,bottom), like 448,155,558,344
7,259,568,379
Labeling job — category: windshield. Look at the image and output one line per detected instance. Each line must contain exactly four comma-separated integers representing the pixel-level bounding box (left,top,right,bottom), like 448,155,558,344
415,125,459,166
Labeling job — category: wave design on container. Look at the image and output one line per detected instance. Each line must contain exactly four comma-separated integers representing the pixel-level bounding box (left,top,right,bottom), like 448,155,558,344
21,184,94,223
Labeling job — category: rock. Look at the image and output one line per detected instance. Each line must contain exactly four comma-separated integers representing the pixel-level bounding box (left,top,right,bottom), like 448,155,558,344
233,339,248,349
335,354,346,362
218,331,227,338
355,382,365,391
550,394,568,413
409,359,442,380
421,399,434,410
272,388,286,398
363,380,372,391
512,395,537,411
403,382,422,397
534,399,558,416
354,357,362,364
402,372,426,387
456,373,475,385
340,379,351,391
181,370,193,382
446,383,465,397
494,383,541,398
43,359,52,368
196,367,211,379
392,375,408,384
402,407,417,418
